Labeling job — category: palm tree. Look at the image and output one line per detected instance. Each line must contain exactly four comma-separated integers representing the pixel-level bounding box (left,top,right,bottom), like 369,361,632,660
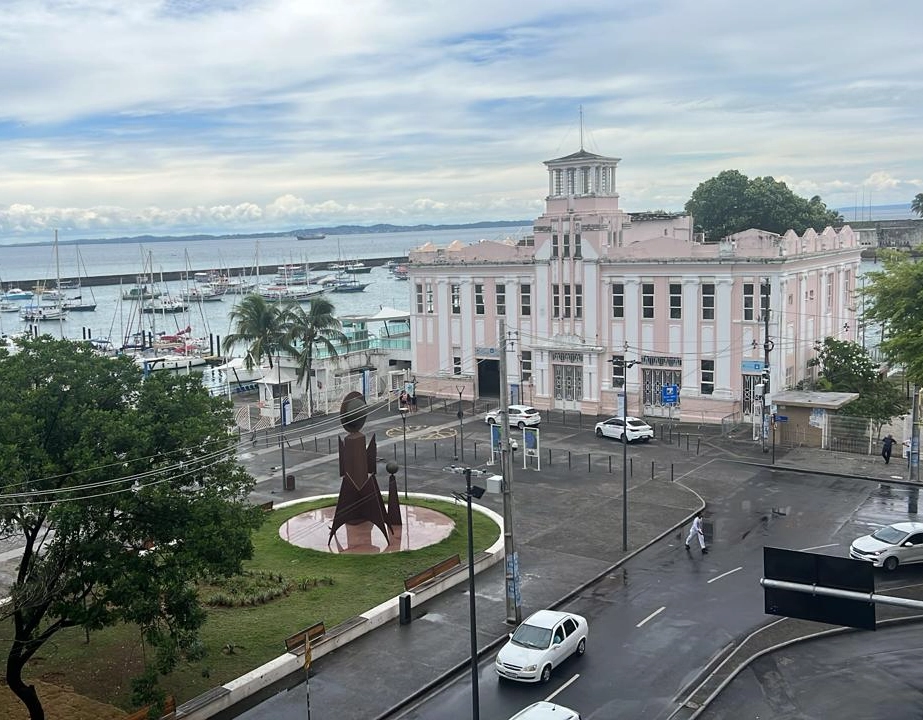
281,296,347,414
222,293,289,369
912,193,923,219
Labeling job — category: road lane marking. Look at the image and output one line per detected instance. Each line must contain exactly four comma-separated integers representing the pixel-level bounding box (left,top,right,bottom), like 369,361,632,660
707,566,743,584
545,673,580,701
636,606,665,627
798,543,838,552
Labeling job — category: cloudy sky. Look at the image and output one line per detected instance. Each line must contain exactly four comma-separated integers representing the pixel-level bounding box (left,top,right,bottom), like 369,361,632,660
0,0,920,241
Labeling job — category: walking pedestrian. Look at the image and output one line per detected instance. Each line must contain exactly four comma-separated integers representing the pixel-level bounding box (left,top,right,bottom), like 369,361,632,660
685,512,707,554
881,434,896,465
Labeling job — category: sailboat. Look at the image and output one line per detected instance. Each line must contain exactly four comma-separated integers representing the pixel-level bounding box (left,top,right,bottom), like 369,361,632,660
21,230,69,323
61,245,98,312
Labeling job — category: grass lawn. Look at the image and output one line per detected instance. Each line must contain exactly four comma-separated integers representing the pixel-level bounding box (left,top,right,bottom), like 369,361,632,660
0,496,500,715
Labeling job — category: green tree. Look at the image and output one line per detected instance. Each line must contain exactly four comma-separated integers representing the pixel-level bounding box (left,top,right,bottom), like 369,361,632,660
685,170,843,241
808,336,908,432
0,336,262,720
912,192,923,218
281,296,348,414
222,293,289,369
862,249,923,383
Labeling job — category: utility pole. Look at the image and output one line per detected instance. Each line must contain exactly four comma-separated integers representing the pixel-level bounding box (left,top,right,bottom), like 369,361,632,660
761,280,774,454
498,319,522,625
910,386,920,482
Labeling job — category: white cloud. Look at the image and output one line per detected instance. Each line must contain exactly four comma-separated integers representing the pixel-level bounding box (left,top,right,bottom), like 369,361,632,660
0,0,920,240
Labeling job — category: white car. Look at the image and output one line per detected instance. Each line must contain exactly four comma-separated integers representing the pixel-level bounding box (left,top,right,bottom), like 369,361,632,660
485,405,541,429
495,609,587,683
508,701,581,720
849,521,923,570
594,416,654,443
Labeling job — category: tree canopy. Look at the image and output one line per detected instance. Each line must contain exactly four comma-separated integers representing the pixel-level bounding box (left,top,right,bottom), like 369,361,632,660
912,192,923,218
862,250,923,385
684,170,843,242
806,337,907,430
0,336,262,720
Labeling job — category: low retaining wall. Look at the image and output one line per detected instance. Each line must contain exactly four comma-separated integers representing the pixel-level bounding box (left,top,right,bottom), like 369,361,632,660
175,493,505,720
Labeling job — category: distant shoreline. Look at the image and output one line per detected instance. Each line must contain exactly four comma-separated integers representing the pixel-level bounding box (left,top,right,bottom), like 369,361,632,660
0,220,533,249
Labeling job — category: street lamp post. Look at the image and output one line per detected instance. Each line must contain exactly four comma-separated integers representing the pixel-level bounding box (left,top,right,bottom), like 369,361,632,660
456,385,465,462
453,469,485,720
613,358,637,553
399,405,409,499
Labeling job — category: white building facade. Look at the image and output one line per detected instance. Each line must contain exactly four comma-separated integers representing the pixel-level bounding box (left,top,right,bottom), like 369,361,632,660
407,149,862,424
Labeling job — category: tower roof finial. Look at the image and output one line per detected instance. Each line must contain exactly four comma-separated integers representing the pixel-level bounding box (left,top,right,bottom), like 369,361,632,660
579,105,584,151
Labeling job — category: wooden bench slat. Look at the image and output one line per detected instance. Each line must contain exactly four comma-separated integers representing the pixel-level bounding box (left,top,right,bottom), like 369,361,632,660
404,554,461,592
284,620,326,652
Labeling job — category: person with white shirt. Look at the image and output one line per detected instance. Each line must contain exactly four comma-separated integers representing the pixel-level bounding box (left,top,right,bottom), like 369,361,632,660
686,512,708,554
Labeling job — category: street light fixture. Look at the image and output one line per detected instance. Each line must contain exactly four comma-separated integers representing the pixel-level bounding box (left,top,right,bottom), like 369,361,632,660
452,469,485,720
399,405,409,500
612,357,638,553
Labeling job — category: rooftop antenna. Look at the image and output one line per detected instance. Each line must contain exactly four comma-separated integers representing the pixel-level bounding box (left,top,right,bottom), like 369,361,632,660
579,105,584,150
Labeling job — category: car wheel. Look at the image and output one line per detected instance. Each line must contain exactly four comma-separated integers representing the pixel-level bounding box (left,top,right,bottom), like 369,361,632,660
576,638,586,656
518,421,526,429
642,437,651,443
595,428,604,437
540,664,552,684
884,556,899,571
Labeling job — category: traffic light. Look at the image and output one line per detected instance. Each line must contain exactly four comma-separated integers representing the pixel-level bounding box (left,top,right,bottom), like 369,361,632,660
761,368,770,394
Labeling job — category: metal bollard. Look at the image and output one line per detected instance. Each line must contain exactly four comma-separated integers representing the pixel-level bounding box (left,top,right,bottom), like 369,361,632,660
434,442,437,460
686,435,690,452
696,437,701,455
314,436,318,452
651,460,654,480
608,455,612,473
588,454,591,473
568,450,572,469
671,463,674,482
414,443,418,459
548,448,552,465
630,457,633,476
327,438,331,453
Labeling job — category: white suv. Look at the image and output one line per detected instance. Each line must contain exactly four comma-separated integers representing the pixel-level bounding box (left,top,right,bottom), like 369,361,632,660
485,405,541,429
594,416,654,443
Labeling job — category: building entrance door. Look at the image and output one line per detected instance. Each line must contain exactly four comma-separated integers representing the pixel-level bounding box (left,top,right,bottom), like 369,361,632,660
742,374,758,419
553,364,582,411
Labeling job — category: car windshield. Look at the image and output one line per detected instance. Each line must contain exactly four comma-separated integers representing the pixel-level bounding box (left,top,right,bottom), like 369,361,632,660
511,622,552,650
627,420,648,428
871,526,906,544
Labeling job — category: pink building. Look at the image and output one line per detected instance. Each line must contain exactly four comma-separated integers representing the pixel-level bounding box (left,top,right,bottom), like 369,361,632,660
407,149,861,425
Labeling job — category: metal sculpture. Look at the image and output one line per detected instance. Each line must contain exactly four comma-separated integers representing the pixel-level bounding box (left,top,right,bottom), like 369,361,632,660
328,392,393,545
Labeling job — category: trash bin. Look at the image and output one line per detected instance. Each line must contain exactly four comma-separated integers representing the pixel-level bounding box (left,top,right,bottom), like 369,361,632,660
399,592,412,625
284,474,295,491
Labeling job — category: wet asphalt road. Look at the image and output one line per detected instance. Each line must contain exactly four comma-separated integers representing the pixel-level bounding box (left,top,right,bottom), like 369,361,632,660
394,470,897,720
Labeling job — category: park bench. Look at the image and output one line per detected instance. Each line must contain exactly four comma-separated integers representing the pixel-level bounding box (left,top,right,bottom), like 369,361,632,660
403,554,462,593
283,620,326,654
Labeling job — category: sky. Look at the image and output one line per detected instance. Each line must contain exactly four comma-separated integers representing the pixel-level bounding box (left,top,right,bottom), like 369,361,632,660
0,0,921,241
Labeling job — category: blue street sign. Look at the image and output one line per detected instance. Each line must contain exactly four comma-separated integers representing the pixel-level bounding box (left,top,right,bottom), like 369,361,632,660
661,384,679,405
775,415,788,423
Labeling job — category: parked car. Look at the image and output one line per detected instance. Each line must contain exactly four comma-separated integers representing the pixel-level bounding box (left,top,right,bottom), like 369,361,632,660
849,521,923,570
594,416,654,443
485,405,541,429
495,609,587,683
508,701,581,719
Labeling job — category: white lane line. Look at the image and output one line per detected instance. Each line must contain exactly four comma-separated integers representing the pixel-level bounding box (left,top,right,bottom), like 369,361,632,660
636,606,666,627
545,673,580,701
798,543,839,552
707,566,743,584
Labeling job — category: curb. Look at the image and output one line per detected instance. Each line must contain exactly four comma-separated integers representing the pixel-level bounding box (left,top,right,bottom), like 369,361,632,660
372,479,707,720
682,613,923,719
727,458,919,487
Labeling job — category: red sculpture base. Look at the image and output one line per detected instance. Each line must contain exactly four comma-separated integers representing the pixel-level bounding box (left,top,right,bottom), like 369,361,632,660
280,505,455,554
